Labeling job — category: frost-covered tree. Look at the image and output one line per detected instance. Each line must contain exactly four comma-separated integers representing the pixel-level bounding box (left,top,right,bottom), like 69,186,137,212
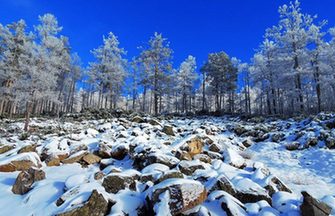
201,52,237,113
0,20,34,119
90,32,127,109
250,39,284,115
138,32,173,115
35,13,71,114
308,21,328,112
265,0,315,113
233,58,251,114
176,55,197,113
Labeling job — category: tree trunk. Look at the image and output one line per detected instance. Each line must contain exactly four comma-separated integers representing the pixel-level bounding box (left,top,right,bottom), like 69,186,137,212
24,101,32,132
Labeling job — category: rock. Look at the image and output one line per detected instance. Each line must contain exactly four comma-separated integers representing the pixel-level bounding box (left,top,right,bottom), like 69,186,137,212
234,125,247,136
56,190,110,216
208,143,222,153
111,145,128,160
178,160,205,175
285,142,300,151
58,153,69,161
45,155,61,166
204,151,223,160
94,171,105,180
162,125,175,136
206,190,247,215
149,179,207,215
224,148,246,169
95,143,112,158
234,178,272,205
0,152,42,172
132,116,144,123
253,133,270,142
325,137,335,149
271,177,292,193
185,137,204,156
304,137,318,148
242,138,254,148
102,174,136,193
82,153,101,165
140,163,170,183
157,171,184,183
12,168,45,195
175,150,192,161
210,175,236,195
17,144,37,154
271,133,285,143
193,154,211,164
300,191,332,216
148,118,161,126
62,151,87,164
0,144,15,154
147,152,180,168
70,144,88,154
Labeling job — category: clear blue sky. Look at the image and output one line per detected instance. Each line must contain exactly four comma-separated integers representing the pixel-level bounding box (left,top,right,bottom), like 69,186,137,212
1,0,335,69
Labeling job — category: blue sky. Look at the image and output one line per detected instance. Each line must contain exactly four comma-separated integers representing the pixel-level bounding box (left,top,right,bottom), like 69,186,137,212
1,0,335,70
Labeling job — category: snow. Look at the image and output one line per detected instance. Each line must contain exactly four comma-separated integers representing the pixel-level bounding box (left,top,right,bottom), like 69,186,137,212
0,115,334,215
154,190,172,216
64,174,87,190
223,148,246,168
0,152,41,166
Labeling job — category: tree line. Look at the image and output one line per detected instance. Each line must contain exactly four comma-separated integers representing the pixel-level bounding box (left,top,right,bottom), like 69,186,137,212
1,1,335,129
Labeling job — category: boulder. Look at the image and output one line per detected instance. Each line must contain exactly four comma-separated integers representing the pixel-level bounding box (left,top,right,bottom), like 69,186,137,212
61,151,87,164
157,171,184,183
193,154,212,164
285,142,300,151
147,153,180,168
111,145,128,160
162,125,175,136
215,192,247,216
0,144,15,154
0,152,41,172
56,190,110,216
265,177,292,196
45,155,61,167
204,151,224,160
149,179,207,215
325,137,335,149
304,137,318,148
233,178,272,205
12,168,45,195
148,118,161,126
234,125,247,136
208,143,222,153
224,149,246,169
132,116,145,123
175,150,192,161
185,137,204,156
82,153,101,165
300,191,332,216
271,133,285,143
18,144,37,154
95,143,112,158
210,175,236,195
242,138,254,148
102,174,136,193
178,160,205,175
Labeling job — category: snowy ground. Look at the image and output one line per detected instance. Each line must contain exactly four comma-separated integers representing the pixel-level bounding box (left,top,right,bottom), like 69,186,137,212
0,114,334,215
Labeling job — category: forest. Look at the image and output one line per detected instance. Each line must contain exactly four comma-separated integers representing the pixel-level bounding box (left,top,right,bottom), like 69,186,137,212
2,1,335,124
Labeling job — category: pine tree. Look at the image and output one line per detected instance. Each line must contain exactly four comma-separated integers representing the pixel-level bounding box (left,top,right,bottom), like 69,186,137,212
138,32,173,115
